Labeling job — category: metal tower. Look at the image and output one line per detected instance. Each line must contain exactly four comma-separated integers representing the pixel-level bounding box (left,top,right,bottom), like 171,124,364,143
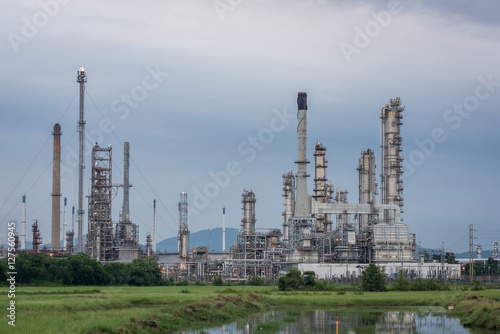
313,142,333,232
115,142,138,250
357,148,376,233
282,171,295,243
241,190,256,235
76,67,87,253
87,143,114,262
380,97,404,223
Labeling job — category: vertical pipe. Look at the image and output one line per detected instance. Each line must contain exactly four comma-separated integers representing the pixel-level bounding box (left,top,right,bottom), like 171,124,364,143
51,123,62,251
21,194,26,250
222,205,226,252
71,206,75,232
77,67,87,253
63,197,67,249
153,199,156,254
380,107,385,205
123,142,130,220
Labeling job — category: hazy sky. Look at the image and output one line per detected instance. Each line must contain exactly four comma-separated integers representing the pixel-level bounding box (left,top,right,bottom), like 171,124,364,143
1,0,499,254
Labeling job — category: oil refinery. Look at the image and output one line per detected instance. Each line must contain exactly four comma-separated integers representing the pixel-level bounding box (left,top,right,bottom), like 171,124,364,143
7,69,463,281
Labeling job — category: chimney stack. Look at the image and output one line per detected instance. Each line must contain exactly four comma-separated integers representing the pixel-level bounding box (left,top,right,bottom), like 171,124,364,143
51,123,62,251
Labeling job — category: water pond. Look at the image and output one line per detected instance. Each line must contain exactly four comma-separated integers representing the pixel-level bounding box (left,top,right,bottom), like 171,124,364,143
179,308,494,333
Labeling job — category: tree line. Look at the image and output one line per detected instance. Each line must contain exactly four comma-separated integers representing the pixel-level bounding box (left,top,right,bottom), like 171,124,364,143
0,252,165,286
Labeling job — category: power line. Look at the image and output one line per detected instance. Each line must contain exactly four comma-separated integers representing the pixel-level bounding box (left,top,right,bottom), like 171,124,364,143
85,90,178,229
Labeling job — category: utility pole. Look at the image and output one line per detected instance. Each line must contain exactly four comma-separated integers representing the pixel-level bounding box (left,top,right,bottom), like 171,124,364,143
469,224,473,284
441,242,445,280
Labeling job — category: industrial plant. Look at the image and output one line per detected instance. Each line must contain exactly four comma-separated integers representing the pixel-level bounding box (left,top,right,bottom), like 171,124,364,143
8,69,464,281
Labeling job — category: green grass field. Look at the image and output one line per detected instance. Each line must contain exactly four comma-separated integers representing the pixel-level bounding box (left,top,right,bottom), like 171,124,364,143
1,285,499,333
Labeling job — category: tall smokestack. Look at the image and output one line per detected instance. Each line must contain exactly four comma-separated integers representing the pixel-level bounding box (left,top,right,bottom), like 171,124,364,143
295,92,310,217
76,67,87,253
63,197,67,249
51,123,62,251
152,199,156,254
21,194,26,250
222,205,226,252
123,142,130,221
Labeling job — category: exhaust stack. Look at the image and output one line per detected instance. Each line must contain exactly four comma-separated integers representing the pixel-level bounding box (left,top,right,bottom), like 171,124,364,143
51,123,62,251
294,92,310,218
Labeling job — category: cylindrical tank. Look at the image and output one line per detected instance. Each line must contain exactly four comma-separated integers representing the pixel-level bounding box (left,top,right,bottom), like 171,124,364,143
241,190,256,235
358,149,376,232
181,232,189,259
381,98,404,223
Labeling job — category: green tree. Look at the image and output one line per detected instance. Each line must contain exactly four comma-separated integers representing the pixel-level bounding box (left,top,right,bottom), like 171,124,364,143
129,258,163,286
303,271,316,286
445,252,456,264
68,253,112,285
360,263,386,292
104,262,130,285
278,267,304,291
392,270,410,291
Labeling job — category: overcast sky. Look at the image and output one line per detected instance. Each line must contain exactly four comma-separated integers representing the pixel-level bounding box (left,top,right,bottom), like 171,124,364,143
1,0,499,254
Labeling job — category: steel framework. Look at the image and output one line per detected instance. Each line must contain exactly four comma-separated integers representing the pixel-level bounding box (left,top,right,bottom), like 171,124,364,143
87,143,115,262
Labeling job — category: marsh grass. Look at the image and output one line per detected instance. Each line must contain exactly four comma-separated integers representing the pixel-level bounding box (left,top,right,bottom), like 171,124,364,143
1,285,499,333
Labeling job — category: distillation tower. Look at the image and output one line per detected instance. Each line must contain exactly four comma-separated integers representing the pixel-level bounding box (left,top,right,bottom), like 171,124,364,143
282,172,295,244
357,149,376,236
313,142,334,233
380,97,405,222
178,192,190,261
230,190,281,279
87,143,114,262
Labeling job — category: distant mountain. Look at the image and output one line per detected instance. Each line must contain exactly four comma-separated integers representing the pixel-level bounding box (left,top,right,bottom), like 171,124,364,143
156,227,238,253
419,247,496,260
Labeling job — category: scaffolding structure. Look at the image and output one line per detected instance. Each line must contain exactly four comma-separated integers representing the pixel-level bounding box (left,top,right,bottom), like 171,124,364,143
87,143,115,262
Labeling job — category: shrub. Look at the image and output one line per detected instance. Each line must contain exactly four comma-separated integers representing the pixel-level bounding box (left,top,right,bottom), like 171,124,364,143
247,276,265,286
278,268,304,291
392,270,410,291
176,279,189,286
213,275,223,286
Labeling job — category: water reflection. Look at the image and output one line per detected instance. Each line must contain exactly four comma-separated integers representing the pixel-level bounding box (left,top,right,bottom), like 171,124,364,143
179,308,492,334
